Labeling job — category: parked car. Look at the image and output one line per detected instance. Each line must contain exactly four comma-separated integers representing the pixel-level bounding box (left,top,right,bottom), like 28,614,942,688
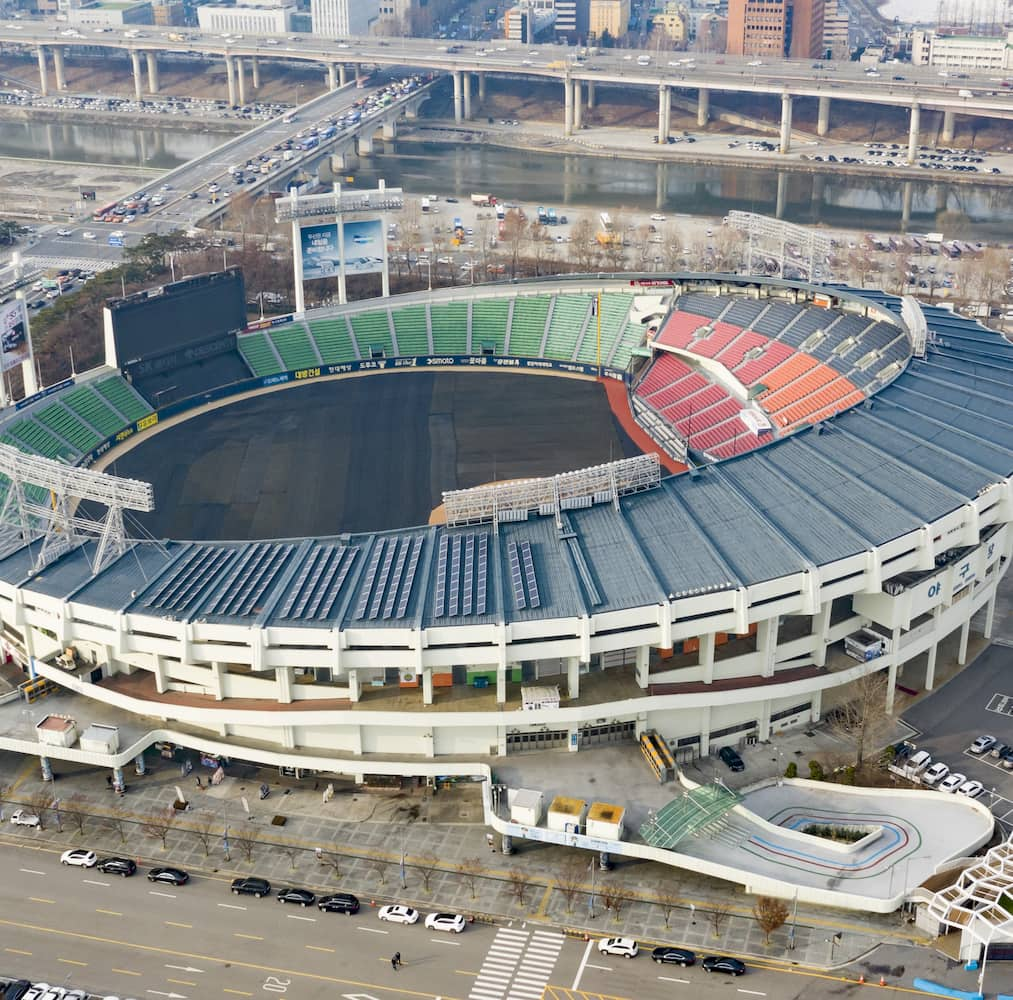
97,856,137,876
958,780,985,798
60,849,97,868
9,808,40,827
702,955,747,975
922,762,950,787
147,867,189,885
318,892,359,914
969,735,997,755
3,980,32,1000
938,772,966,793
598,937,638,958
425,912,467,933
232,876,271,897
651,946,696,966
378,904,419,924
276,887,315,907
719,746,745,772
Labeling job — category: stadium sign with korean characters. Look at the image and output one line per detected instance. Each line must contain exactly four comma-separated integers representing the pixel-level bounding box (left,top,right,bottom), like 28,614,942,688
1,298,33,374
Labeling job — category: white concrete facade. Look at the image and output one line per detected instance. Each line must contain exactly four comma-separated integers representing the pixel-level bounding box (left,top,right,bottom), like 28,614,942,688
310,0,380,38
197,4,295,36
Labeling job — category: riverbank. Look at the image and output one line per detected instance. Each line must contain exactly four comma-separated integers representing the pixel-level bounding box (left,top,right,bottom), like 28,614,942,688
0,105,249,134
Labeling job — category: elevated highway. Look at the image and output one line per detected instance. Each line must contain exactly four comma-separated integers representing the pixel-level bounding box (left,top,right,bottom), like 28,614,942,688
3,22,1011,159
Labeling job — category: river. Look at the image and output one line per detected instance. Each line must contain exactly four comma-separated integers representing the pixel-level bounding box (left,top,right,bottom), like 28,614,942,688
3,120,1012,239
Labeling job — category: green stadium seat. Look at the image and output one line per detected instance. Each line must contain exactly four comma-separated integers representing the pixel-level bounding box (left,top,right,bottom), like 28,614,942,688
471,300,508,355
269,324,319,371
430,302,469,355
349,309,395,358
308,316,359,365
391,304,430,356
7,417,78,462
94,376,154,424
577,293,635,367
507,296,550,357
544,294,592,361
63,384,130,438
35,401,102,454
237,332,284,377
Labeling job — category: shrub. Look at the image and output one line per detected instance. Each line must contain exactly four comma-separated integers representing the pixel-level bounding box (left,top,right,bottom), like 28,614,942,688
784,761,798,779
808,760,825,781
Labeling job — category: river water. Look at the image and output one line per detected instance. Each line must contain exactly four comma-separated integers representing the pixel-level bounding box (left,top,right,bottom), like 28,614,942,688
3,119,1012,239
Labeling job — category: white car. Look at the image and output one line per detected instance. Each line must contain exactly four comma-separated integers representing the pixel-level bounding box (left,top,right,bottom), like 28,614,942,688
922,762,949,787
60,848,97,867
425,912,467,933
598,937,639,958
969,735,996,755
82,231,96,240
111,230,126,239
959,780,985,798
56,228,73,237
650,214,667,222
938,772,965,793
378,904,419,925
10,808,41,827
747,60,763,66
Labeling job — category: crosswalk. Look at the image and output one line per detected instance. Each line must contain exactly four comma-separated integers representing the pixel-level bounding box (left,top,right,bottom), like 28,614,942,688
469,925,565,1000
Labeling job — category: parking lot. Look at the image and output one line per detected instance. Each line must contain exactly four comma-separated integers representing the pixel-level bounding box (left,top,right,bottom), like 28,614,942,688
902,644,1013,831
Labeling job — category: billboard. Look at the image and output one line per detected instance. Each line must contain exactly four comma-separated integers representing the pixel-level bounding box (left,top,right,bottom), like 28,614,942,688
299,223,340,282
342,218,384,276
0,299,32,374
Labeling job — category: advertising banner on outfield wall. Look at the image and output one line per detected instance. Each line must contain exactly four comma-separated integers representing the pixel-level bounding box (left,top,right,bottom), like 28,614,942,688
299,223,340,282
0,298,32,375
341,218,384,276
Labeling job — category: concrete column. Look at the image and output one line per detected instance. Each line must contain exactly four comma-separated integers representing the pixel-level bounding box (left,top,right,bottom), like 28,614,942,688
501,834,513,853
135,753,147,775
153,653,168,694
462,71,472,120
572,79,582,131
478,71,486,102
567,656,580,700
810,688,822,723
811,601,832,667
817,95,830,137
251,55,260,90
225,55,237,108
383,118,397,140
697,86,709,126
52,47,66,91
339,64,348,88
698,705,712,757
112,766,124,793
901,180,913,231
634,645,650,688
779,93,793,154
983,589,997,640
291,217,305,314
276,664,293,703
330,148,346,172
130,49,143,101
36,47,48,98
758,700,772,742
496,664,507,704
587,80,595,109
328,63,338,91
941,109,955,143
657,83,668,142
699,632,716,684
907,102,920,164
40,756,53,782
925,640,939,692
958,617,970,665
145,51,159,94
210,660,225,700
452,71,463,124
886,659,899,716
756,618,777,677
422,667,433,706
357,132,373,155
563,75,573,136
348,669,360,702
236,57,247,106
775,171,788,219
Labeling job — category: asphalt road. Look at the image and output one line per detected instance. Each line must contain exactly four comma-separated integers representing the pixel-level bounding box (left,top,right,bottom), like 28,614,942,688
0,840,962,1000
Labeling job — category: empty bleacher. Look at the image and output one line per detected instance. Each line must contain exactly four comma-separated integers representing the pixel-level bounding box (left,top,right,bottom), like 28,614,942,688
391,304,430,356
577,292,633,366
778,306,826,347
471,299,509,355
430,302,469,355
655,310,711,350
308,316,359,365
35,401,102,454
350,309,395,358
715,329,767,370
544,293,591,360
507,295,551,357
722,298,768,329
752,300,804,337
63,382,133,438
688,321,743,359
678,291,728,319
636,353,695,399
94,375,153,424
734,342,797,386
757,353,818,394
269,323,320,371
238,332,283,376
6,416,78,462
774,378,862,428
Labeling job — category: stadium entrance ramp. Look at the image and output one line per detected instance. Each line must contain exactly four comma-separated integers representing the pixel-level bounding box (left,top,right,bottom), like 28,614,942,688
639,782,742,848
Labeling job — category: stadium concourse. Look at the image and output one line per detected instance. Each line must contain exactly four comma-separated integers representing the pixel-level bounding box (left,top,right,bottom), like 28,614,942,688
0,272,1008,891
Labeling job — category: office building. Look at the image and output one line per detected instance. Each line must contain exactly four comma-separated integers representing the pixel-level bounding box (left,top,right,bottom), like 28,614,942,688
310,0,380,37
197,1,295,35
911,28,1013,71
589,0,630,39
726,0,788,57
789,0,824,58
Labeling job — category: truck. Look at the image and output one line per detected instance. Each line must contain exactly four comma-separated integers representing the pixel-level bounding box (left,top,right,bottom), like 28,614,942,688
168,32,187,42
496,203,506,221
958,88,974,98
471,193,493,207
421,197,431,213
282,149,295,161
547,60,568,69
547,208,557,225
536,206,548,224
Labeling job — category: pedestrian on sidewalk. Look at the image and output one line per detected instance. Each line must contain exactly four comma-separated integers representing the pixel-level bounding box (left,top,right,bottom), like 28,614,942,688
391,952,400,971
195,776,202,789
106,775,113,789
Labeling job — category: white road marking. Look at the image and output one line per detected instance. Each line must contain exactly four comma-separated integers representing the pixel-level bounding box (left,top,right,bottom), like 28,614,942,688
149,891,176,898
659,976,691,984
429,938,461,945
19,869,45,875
356,926,388,934
285,914,316,922
83,879,110,887
217,903,246,910
165,965,204,973
571,938,595,991
737,990,767,996
585,963,613,971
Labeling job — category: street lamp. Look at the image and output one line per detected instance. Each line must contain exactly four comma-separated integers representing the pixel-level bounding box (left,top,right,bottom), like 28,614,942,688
587,856,596,919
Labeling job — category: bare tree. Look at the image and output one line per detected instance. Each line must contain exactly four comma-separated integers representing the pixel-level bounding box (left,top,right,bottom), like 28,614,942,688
61,793,89,836
827,668,894,770
25,789,52,831
457,857,483,899
507,869,532,906
708,902,732,938
370,860,388,886
413,852,440,893
568,216,600,273
317,849,342,879
753,896,790,944
658,887,682,928
601,884,627,923
108,801,131,844
501,208,528,279
232,833,257,863
970,247,1011,323
556,857,586,914
191,814,218,856
281,846,302,870
140,810,176,850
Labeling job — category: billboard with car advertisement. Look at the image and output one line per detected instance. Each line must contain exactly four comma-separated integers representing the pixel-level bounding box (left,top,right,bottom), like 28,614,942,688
341,218,384,276
299,223,340,282
0,298,32,374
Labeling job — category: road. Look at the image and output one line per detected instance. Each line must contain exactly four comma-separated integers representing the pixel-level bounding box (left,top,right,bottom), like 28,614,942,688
0,841,941,1000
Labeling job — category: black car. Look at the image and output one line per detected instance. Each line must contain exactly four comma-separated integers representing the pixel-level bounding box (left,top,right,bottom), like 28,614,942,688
232,876,271,898
652,946,696,966
318,892,360,914
276,887,315,907
702,956,746,976
4,981,32,1000
719,746,745,772
97,856,137,877
148,867,189,886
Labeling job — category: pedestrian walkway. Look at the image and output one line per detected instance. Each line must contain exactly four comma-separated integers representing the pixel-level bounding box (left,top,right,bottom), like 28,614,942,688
470,926,565,1000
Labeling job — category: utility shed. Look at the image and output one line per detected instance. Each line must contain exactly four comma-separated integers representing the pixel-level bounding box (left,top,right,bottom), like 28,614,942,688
587,802,626,840
547,795,588,833
36,714,78,748
80,724,120,754
509,788,545,826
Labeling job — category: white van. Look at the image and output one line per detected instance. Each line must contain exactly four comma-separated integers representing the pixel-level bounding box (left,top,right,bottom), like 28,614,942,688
636,55,651,66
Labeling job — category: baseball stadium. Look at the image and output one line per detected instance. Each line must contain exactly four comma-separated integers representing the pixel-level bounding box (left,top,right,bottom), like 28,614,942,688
0,268,1008,786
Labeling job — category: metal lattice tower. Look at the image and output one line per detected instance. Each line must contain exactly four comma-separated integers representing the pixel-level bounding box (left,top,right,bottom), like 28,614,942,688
0,444,154,575
725,211,836,282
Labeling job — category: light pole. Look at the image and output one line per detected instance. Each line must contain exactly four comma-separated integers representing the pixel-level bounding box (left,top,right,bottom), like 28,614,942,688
400,823,409,890
587,857,596,919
